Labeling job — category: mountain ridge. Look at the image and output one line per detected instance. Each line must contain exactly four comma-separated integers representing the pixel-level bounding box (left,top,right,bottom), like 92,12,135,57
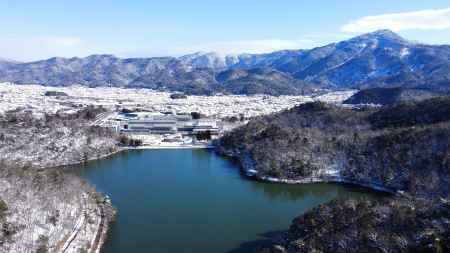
1,30,449,95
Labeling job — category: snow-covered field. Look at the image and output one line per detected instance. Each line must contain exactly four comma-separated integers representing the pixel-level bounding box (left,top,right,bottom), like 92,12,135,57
0,83,356,119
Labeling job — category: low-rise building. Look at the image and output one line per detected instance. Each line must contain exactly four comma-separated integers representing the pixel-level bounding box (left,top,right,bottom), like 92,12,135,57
120,113,221,135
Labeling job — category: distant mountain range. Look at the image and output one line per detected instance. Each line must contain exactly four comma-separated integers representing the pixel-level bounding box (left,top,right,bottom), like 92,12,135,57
1,30,449,95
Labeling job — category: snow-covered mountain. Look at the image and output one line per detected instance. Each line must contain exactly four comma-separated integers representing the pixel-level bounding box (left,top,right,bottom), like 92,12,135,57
0,30,449,95
224,30,450,91
178,52,239,70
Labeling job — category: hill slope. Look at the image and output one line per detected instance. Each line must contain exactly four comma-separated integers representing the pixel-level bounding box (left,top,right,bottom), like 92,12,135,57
343,87,444,105
216,97,450,198
216,98,450,252
216,68,312,95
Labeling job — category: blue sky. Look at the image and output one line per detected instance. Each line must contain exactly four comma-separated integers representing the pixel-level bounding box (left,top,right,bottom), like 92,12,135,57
1,0,450,61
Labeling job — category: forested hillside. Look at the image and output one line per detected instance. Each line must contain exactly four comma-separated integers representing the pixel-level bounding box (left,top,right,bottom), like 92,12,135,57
343,87,444,105
216,97,450,252
0,107,118,253
217,97,450,197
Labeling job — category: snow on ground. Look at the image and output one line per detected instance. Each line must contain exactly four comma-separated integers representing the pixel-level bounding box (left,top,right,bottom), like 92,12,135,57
400,47,410,58
313,90,357,104
0,83,357,252
0,83,356,119
0,170,110,253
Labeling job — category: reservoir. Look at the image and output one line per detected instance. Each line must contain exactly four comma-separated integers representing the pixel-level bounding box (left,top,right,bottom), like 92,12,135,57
77,149,381,253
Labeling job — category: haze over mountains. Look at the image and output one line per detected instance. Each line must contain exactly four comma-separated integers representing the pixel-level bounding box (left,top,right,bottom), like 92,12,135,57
0,30,449,95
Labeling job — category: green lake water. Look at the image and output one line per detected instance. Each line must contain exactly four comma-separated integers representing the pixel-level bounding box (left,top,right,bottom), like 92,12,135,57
76,149,380,253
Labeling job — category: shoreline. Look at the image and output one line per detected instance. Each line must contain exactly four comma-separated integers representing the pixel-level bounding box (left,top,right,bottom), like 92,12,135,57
217,151,398,196
126,144,214,150
105,146,398,196
97,146,398,195
75,145,395,253
113,146,398,196
255,175,397,195
56,144,212,253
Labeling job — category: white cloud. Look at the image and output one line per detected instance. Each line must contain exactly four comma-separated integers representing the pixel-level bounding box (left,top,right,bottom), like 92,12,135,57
0,36,91,61
341,7,450,33
40,36,83,47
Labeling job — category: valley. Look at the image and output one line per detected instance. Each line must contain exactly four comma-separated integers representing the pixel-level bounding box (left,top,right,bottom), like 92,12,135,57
0,28,449,253
0,82,354,253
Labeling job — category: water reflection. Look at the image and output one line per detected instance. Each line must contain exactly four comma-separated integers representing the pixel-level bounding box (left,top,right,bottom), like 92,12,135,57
248,181,335,201
74,149,381,253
